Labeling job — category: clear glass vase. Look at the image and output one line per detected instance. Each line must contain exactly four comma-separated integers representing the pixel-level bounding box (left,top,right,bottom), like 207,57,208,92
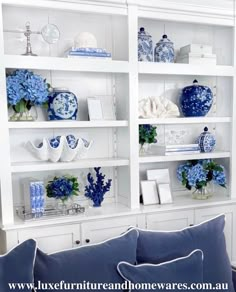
9,106,37,121
139,143,151,155
192,184,213,200
55,197,74,215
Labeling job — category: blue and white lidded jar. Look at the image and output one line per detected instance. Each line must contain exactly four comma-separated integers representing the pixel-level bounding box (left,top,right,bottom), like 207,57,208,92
180,80,213,117
48,88,78,120
138,27,153,62
154,34,175,63
197,127,216,153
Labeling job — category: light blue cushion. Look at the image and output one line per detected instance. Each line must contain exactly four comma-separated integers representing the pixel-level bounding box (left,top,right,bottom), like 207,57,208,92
34,229,139,292
136,215,234,292
0,239,36,292
118,249,203,292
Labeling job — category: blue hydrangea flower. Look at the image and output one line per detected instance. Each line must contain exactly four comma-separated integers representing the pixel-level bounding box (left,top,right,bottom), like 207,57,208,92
48,177,73,199
186,163,208,188
213,167,226,186
177,164,191,182
6,69,49,106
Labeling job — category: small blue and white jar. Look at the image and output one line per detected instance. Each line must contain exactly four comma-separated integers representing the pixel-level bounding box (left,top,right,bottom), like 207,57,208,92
197,127,216,153
138,27,153,62
154,34,175,63
180,80,213,117
48,88,78,120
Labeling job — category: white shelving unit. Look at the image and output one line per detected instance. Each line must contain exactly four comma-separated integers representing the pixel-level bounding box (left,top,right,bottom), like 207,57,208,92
0,0,236,254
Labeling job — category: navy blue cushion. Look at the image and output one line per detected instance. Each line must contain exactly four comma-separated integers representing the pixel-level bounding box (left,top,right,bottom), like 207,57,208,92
0,239,36,292
118,249,203,292
34,229,139,292
136,215,234,292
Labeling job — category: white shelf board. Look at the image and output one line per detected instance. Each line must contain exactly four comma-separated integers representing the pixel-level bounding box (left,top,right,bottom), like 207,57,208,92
139,151,231,163
8,120,128,129
4,55,129,73
11,158,129,173
7,202,140,230
4,195,236,230
141,193,235,214
139,62,234,77
138,117,231,125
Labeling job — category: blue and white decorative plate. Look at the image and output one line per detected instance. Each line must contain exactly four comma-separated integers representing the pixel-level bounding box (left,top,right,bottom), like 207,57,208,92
180,80,213,117
48,88,78,120
154,34,174,63
197,127,216,153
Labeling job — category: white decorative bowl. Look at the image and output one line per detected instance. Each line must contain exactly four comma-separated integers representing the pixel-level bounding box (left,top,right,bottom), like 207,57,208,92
27,136,93,163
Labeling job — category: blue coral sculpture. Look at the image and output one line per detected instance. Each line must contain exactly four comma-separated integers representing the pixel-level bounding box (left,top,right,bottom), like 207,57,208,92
84,167,112,207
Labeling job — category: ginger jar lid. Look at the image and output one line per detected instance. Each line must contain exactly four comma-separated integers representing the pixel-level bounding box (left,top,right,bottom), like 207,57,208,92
138,27,152,39
156,34,173,45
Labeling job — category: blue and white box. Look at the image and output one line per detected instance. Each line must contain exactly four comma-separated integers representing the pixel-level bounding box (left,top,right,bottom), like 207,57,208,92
23,178,45,217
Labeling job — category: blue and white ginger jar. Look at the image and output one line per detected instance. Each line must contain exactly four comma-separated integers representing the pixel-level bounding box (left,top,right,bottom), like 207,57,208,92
180,80,213,117
197,127,216,153
48,88,78,120
154,34,174,63
138,27,153,62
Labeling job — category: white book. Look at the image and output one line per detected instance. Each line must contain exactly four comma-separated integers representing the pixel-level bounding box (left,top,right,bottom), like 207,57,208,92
166,144,199,149
165,150,201,156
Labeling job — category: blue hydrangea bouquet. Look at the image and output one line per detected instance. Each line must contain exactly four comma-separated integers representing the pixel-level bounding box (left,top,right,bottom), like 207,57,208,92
6,69,49,121
46,175,80,204
177,159,226,199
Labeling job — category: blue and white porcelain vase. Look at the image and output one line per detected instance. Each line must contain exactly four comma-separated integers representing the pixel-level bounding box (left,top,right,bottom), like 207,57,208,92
138,27,153,62
48,88,78,120
180,80,213,117
197,127,216,153
154,34,174,63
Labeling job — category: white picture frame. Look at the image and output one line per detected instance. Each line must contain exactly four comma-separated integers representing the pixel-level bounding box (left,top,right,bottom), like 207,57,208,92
141,180,160,205
87,97,103,120
95,95,116,120
157,183,173,204
147,168,170,183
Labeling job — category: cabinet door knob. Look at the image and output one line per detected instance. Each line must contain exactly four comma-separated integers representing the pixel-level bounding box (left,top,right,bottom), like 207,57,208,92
75,240,80,245
85,239,90,243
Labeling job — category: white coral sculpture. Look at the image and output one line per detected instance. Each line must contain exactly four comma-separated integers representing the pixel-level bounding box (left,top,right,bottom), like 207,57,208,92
139,96,180,118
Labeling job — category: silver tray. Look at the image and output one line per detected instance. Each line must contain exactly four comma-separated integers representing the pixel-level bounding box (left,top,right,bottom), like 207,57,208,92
16,203,85,221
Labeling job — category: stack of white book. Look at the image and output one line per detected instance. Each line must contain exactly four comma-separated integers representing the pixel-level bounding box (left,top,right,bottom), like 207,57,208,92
65,47,112,59
177,44,217,65
165,144,200,156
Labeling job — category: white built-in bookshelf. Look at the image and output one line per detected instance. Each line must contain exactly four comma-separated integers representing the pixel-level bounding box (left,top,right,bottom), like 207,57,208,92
0,0,236,254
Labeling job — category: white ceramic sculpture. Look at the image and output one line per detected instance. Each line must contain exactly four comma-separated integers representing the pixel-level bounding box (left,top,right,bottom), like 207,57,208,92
139,96,180,118
27,136,93,163
74,32,97,48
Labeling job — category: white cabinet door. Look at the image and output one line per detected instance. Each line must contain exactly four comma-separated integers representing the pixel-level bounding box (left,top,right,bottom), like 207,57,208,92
146,210,194,231
81,216,138,245
17,224,81,253
194,205,235,260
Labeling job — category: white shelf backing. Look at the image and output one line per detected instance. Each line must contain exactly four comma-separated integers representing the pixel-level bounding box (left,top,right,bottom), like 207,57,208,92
139,152,231,163
139,62,234,77
8,120,129,129
4,55,129,73
138,117,231,125
11,158,130,173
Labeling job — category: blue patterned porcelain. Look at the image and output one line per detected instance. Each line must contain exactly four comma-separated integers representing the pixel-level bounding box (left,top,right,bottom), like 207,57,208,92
197,127,216,153
138,27,153,62
180,80,213,117
48,88,78,120
154,34,174,63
